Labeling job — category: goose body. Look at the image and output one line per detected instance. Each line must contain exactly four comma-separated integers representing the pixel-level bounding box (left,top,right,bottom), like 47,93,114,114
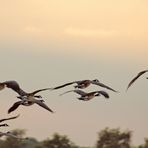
60,89,109,101
0,80,54,113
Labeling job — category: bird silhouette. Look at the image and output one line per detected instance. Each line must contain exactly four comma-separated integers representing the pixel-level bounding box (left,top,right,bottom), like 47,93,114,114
0,80,51,98
0,124,9,127
60,89,109,101
0,114,19,127
51,79,118,92
0,80,54,113
127,70,148,90
8,99,54,114
0,131,26,139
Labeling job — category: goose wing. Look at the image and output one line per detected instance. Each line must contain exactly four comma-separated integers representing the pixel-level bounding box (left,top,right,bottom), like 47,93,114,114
92,81,118,93
98,91,109,98
5,132,25,139
60,89,87,96
73,89,87,95
127,70,148,90
33,99,54,113
0,124,9,127
51,81,79,90
31,88,51,95
8,101,22,114
0,114,19,123
0,81,27,96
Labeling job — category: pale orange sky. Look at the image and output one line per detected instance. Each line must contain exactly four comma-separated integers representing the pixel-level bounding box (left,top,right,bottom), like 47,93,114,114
0,0,148,55
0,0,148,147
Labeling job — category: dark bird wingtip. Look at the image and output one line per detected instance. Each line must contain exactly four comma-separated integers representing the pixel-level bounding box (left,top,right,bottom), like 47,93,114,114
7,110,11,114
105,95,109,99
106,95,110,98
126,86,130,92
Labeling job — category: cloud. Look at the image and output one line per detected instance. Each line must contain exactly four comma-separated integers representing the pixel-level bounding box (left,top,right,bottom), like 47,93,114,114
65,27,118,38
23,26,43,34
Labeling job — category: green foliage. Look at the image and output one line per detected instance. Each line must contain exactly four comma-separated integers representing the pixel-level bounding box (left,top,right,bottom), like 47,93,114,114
138,138,148,148
95,127,132,148
0,128,147,148
42,133,79,148
0,129,26,148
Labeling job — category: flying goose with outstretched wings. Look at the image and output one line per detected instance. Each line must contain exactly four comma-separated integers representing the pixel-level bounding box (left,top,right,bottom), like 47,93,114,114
51,79,118,92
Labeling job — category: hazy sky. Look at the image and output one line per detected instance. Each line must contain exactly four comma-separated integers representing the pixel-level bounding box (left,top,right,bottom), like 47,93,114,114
0,0,148,147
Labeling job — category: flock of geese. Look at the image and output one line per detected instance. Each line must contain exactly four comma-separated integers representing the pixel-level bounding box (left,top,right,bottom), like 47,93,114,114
0,69,147,139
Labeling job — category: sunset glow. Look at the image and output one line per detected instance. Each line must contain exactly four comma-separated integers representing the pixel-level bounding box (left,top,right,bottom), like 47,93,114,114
0,0,148,147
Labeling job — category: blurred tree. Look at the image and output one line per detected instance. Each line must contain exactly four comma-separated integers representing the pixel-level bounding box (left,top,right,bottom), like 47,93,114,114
1,129,26,148
21,137,40,148
138,138,148,148
95,127,132,148
42,133,79,148
0,139,5,148
0,128,147,148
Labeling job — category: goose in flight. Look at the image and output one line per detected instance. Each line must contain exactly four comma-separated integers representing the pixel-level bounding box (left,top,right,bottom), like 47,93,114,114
51,79,118,92
0,114,19,127
0,80,54,113
60,89,109,101
0,131,26,140
8,99,54,114
127,70,148,90
0,124,9,127
0,80,51,98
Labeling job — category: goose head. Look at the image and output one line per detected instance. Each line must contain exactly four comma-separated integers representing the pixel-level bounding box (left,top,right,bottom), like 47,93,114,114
92,79,100,83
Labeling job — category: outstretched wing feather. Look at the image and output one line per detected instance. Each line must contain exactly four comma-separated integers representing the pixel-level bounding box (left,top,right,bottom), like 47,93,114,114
1,81,27,95
60,89,86,96
31,88,51,95
0,114,20,123
94,82,118,93
98,91,109,98
33,99,54,113
127,70,148,90
8,101,22,114
51,82,76,90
